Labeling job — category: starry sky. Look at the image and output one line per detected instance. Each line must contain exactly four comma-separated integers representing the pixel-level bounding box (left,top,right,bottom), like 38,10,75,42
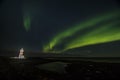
0,0,120,56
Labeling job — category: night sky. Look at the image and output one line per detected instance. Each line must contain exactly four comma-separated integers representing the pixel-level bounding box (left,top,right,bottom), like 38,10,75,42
0,0,120,57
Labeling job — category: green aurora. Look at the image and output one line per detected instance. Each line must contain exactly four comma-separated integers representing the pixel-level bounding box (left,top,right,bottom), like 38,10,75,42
43,11,120,53
23,0,31,32
65,22,120,50
23,14,31,31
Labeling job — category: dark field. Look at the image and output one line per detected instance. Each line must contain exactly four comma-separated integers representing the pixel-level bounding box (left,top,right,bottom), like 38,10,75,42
0,56,120,80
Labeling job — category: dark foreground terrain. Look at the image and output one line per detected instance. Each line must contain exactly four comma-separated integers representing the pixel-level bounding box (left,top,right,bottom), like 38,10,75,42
0,56,120,80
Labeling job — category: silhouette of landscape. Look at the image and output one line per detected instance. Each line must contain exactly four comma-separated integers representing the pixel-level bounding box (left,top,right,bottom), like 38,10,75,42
0,56,120,80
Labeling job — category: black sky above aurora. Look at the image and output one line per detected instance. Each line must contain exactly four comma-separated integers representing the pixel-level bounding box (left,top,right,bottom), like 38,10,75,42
0,0,120,57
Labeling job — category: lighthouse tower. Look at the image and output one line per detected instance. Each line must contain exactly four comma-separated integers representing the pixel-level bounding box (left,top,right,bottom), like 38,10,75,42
18,48,25,59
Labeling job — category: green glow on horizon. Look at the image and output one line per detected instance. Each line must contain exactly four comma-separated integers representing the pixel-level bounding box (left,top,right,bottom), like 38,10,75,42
24,15,31,31
43,11,120,53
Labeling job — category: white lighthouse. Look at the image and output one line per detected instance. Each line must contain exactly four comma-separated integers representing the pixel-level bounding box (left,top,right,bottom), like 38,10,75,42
18,48,25,59
10,48,25,59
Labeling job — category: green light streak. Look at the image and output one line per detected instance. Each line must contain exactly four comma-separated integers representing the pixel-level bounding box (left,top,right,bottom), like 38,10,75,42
65,22,120,50
24,15,31,31
43,11,120,52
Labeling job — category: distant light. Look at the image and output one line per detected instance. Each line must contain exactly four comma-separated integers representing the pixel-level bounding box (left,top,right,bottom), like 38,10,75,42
18,48,25,59
10,48,26,59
